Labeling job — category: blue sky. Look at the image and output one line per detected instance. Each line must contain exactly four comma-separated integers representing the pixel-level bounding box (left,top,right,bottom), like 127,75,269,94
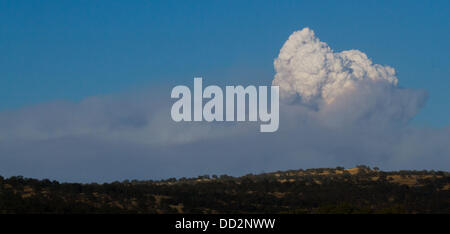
0,1,449,181
1,0,449,126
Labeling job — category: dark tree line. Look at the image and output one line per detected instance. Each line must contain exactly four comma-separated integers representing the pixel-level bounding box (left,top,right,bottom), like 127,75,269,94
0,167,449,214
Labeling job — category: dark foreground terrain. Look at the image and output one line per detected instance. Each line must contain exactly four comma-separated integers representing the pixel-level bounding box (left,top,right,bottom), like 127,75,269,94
0,166,448,214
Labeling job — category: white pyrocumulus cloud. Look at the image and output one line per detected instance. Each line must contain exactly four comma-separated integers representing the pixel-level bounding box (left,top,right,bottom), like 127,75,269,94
273,27,427,128
273,28,399,105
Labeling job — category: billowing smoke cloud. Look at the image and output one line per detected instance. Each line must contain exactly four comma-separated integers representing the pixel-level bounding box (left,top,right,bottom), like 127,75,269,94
273,28,427,127
0,28,447,182
273,28,398,105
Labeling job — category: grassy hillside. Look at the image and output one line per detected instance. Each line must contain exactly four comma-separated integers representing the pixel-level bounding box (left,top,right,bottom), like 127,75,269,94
0,166,449,214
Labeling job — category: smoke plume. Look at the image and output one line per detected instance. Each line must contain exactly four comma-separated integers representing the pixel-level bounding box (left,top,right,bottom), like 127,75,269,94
0,28,447,182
